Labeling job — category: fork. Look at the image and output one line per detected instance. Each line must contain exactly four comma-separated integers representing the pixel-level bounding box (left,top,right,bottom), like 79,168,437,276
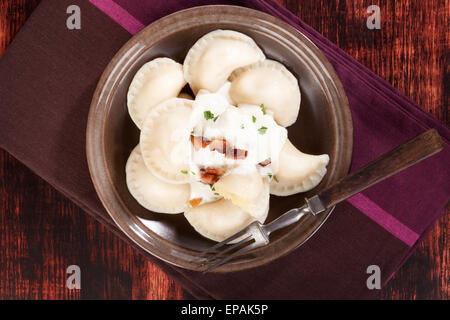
197,129,444,272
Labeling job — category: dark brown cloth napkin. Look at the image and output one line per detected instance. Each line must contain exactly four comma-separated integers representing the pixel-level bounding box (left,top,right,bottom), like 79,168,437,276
0,0,449,299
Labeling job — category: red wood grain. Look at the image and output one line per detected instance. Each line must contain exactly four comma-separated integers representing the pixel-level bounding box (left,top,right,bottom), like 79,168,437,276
0,0,448,299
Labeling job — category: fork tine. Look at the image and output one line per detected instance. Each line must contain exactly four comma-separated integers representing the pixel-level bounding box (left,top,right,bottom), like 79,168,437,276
197,235,253,268
202,241,260,273
198,227,251,259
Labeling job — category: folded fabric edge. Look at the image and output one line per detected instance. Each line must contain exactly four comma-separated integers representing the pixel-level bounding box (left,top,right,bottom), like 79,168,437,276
89,0,144,34
384,206,449,286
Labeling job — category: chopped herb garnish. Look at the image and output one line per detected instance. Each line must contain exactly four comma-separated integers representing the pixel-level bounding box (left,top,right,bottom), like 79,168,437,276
260,104,267,115
268,173,273,179
252,115,256,123
273,175,279,183
213,115,219,122
214,192,219,196
180,170,188,174
241,124,245,129
209,184,216,191
191,171,196,175
204,110,214,120
258,126,268,135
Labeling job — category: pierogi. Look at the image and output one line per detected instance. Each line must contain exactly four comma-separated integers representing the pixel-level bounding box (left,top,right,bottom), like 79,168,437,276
269,140,329,196
124,30,329,242
184,199,260,243
140,98,192,184
229,60,301,127
184,29,265,94
127,58,186,129
214,171,269,222
126,145,190,213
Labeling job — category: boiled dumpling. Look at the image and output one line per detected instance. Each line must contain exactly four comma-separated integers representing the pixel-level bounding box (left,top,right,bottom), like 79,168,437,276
126,145,190,213
127,57,186,129
215,81,235,105
229,59,301,127
214,171,269,222
270,140,329,196
183,29,265,94
184,199,263,242
140,98,192,184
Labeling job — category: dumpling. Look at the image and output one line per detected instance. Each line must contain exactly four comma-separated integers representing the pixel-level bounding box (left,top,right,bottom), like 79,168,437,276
183,29,265,94
126,145,190,213
270,140,329,196
184,199,261,242
214,171,269,222
140,98,192,184
215,81,235,105
127,57,186,129
229,59,301,127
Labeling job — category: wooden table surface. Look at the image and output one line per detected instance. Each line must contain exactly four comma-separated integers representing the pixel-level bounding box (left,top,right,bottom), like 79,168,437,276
0,0,448,299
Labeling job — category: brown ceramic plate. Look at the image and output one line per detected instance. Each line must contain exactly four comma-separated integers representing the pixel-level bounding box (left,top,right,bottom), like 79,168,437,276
86,5,353,272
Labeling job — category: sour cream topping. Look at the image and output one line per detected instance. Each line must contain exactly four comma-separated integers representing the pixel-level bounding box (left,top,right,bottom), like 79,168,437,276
186,86,287,204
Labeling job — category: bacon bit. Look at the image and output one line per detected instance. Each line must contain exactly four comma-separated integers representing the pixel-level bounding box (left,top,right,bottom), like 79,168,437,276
190,134,248,160
190,135,211,151
199,173,219,184
203,167,226,176
199,167,226,184
208,138,227,153
199,168,221,184
208,138,248,160
258,158,271,167
228,148,248,160
189,198,202,208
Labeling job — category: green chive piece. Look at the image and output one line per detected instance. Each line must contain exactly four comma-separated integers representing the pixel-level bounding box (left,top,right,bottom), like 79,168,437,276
252,115,256,123
260,104,267,115
213,115,219,122
258,126,268,135
241,124,245,129
268,173,273,179
181,170,188,174
273,175,279,183
204,110,214,120
214,192,219,196
191,171,196,175
209,184,216,191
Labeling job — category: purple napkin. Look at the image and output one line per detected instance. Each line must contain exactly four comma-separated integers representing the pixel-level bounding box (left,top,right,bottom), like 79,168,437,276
0,0,448,299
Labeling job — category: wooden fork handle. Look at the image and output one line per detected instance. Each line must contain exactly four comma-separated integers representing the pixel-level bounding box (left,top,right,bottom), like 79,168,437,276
318,129,444,209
